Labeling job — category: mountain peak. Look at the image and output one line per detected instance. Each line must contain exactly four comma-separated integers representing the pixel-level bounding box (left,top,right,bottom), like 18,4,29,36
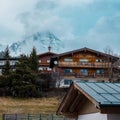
8,31,63,56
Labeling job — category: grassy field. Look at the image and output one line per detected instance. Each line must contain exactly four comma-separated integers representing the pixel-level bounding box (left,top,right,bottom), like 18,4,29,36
0,97,61,115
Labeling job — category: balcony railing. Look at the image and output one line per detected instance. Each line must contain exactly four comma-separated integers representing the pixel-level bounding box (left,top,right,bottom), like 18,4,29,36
58,62,112,68
52,72,109,78
38,63,49,66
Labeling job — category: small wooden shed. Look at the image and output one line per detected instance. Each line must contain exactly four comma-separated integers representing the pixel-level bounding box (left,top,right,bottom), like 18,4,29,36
57,82,120,120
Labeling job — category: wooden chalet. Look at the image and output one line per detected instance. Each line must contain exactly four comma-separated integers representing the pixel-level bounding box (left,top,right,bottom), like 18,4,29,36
37,46,57,73
57,82,120,120
50,47,119,82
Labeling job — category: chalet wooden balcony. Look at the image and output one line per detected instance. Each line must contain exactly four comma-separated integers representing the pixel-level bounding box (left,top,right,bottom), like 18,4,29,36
51,72,109,78
38,63,49,66
58,62,112,68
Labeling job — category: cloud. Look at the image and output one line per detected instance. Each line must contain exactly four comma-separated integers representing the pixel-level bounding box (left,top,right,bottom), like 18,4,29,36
83,14,120,53
18,0,76,45
0,0,120,55
0,0,37,44
0,0,99,44
56,0,96,7
60,12,120,54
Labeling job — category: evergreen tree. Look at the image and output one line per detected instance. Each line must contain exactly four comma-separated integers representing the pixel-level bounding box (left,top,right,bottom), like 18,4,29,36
2,46,10,75
11,54,40,97
29,47,38,72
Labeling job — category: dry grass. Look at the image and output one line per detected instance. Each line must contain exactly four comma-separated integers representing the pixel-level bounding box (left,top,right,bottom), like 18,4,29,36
0,97,61,114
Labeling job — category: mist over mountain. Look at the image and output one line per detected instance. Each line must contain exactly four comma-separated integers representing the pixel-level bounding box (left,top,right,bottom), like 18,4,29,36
0,32,63,56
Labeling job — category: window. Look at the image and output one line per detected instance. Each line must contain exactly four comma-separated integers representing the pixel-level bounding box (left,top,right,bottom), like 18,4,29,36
47,60,50,63
64,79,73,85
47,67,52,71
10,60,16,65
96,59,102,62
64,69,72,73
96,69,104,74
38,67,43,71
64,58,73,62
0,61,5,65
43,67,47,70
0,69,2,75
80,69,88,75
39,60,41,63
80,59,88,63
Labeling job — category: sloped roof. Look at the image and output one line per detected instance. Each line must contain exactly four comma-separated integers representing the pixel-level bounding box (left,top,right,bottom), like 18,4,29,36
0,57,19,60
76,82,120,106
52,47,118,60
57,82,120,117
37,52,57,57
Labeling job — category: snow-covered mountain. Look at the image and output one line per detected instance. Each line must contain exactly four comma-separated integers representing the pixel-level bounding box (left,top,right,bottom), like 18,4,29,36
1,32,62,56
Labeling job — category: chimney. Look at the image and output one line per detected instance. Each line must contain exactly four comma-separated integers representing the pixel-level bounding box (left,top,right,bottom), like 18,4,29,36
48,46,51,52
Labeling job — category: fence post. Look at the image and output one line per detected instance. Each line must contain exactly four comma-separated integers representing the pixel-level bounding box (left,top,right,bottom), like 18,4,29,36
2,114,5,120
28,113,29,120
39,114,41,120
51,114,53,120
16,114,17,120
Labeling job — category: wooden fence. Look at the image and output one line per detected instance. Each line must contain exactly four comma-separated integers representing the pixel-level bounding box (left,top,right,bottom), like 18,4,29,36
2,114,67,120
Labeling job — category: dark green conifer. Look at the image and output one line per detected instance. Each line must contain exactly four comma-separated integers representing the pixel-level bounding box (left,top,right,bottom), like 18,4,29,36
29,47,38,73
2,46,10,75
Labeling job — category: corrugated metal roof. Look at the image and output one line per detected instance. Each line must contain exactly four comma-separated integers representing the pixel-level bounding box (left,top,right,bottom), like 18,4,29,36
75,82,120,105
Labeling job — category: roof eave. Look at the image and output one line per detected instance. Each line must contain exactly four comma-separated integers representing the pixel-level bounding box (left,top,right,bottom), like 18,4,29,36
51,47,119,60
99,104,120,114
74,83,100,108
56,83,75,115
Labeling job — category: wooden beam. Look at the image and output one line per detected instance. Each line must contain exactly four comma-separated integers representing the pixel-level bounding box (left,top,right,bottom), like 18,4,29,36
62,88,78,112
63,112,78,118
76,94,87,112
56,83,75,115
69,92,81,112
74,83,99,108
100,106,120,114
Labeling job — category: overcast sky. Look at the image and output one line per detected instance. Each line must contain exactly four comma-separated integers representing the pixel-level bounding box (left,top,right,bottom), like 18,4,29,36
0,0,120,54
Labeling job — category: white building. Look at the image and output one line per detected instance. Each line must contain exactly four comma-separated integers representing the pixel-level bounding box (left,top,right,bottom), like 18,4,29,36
57,82,120,120
0,58,18,75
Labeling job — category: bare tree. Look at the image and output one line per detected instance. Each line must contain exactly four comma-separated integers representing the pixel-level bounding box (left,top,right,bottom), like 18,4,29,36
103,46,113,80
103,46,113,55
103,46,120,81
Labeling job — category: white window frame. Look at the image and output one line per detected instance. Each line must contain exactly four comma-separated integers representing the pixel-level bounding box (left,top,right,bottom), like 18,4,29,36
64,58,73,62
47,60,50,63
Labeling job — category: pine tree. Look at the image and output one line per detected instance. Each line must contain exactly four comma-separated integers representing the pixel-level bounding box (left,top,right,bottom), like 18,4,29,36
11,54,39,97
2,46,10,75
29,47,38,73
